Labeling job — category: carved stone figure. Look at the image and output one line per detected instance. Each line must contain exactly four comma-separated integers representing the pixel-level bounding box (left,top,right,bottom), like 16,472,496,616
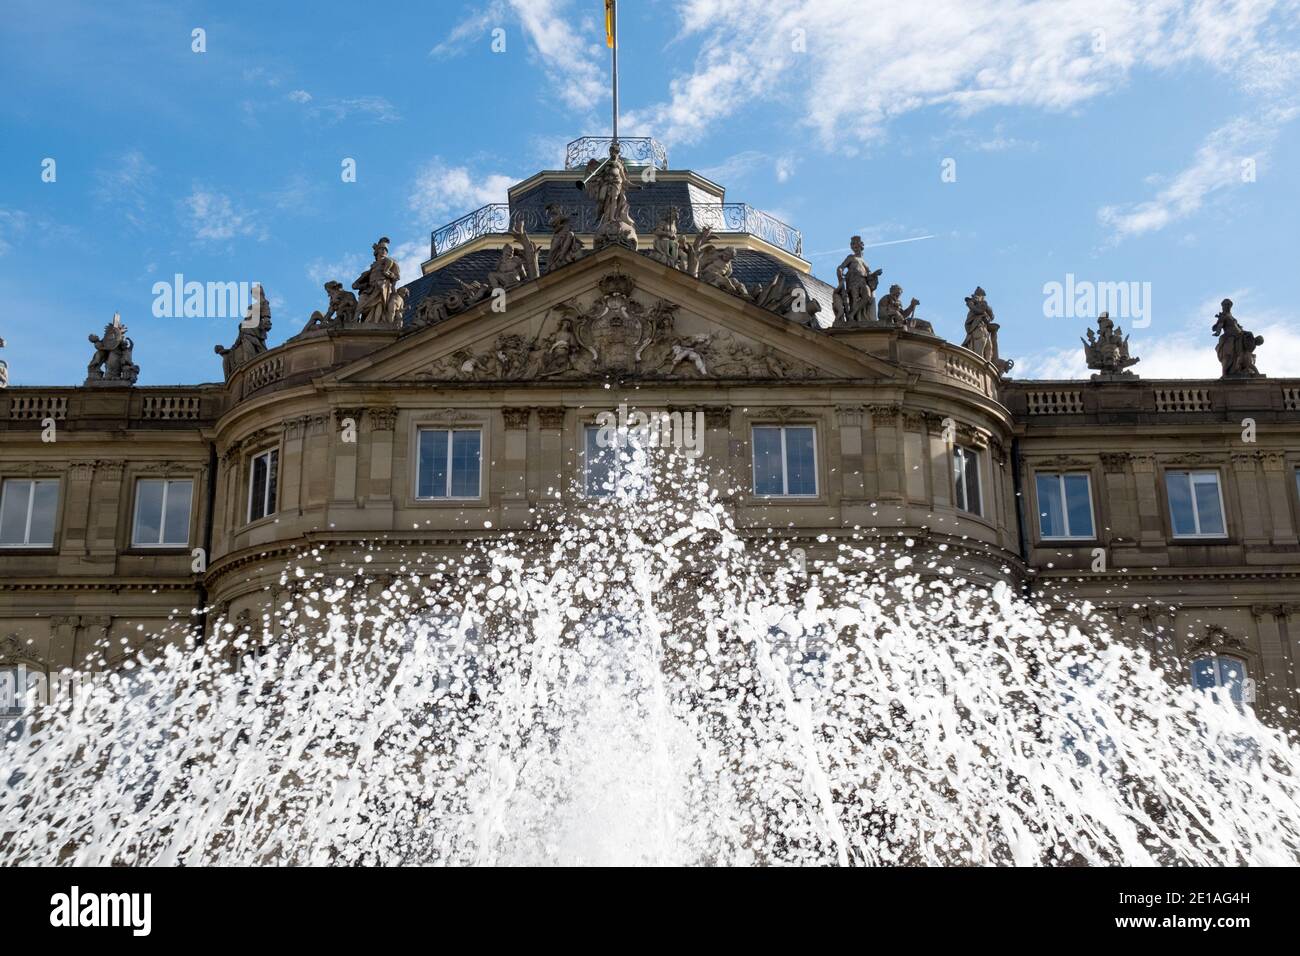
583,143,638,250
86,313,140,385
539,315,578,376
545,204,584,272
648,207,687,270
699,244,747,296
1212,298,1265,378
877,284,920,327
388,286,409,325
685,227,714,279
748,274,823,327
301,281,359,333
487,242,528,290
1082,312,1140,380
832,236,881,327
0,335,7,389
215,286,271,379
667,335,711,376
352,236,401,324
509,217,541,282
961,286,1013,377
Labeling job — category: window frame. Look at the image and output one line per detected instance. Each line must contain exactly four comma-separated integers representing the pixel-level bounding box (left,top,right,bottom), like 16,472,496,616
131,477,194,548
952,444,983,517
1165,469,1228,539
750,424,819,498
414,427,483,501
246,448,279,525
1035,471,1097,541
1190,654,1251,706
0,477,60,549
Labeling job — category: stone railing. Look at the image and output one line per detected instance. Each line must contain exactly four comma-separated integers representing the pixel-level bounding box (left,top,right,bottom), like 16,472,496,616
944,354,984,390
430,202,804,259
1284,386,1299,411
8,395,67,421
142,395,203,421
243,355,285,396
1025,390,1085,415
564,137,668,170
1154,386,1213,413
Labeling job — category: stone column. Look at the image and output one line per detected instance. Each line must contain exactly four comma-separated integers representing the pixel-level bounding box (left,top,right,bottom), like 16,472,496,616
1232,452,1268,547
89,460,125,557
537,407,567,500
1251,604,1289,710
1261,452,1299,546
836,406,865,499
46,615,81,673
61,461,96,558
501,407,531,525
1099,453,1138,545
869,404,903,501
367,407,398,511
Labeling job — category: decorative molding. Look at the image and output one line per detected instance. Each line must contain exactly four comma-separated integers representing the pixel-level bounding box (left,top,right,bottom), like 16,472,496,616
501,407,531,429
1099,452,1130,474
68,460,97,482
835,405,864,428
901,410,927,431
537,407,567,429
369,406,398,432
1259,451,1287,473
1185,624,1250,659
1130,454,1156,474
703,406,732,428
868,404,901,427
1030,454,1093,470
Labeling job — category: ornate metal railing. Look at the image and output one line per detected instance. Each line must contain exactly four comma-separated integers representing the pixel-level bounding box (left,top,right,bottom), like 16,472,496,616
431,202,804,259
564,137,668,170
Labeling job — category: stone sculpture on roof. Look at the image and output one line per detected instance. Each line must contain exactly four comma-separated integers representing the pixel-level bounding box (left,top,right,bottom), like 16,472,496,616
1212,298,1265,378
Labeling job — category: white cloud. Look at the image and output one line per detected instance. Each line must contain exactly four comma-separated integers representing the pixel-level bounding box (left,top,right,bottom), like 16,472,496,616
621,0,1300,147
288,89,312,103
306,254,367,288
182,188,262,243
0,209,29,256
432,0,606,111
307,95,400,124
1098,104,1298,241
94,150,155,226
409,158,516,223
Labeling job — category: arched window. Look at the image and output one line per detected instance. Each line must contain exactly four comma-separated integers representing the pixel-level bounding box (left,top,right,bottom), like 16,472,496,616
1191,655,1250,705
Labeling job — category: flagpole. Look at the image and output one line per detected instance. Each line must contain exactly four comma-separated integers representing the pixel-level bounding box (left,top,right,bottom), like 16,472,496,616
611,0,619,147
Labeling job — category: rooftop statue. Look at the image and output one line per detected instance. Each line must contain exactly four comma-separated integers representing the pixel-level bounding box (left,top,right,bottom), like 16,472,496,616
962,286,1013,377
0,335,7,389
699,243,748,296
545,203,584,272
85,312,140,386
582,143,638,251
648,207,688,270
1082,312,1140,380
215,285,271,379
300,281,358,333
1212,298,1265,378
748,274,824,328
352,236,401,324
878,283,920,327
832,236,881,327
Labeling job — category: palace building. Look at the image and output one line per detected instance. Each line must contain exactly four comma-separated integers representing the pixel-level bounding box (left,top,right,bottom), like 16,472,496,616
1,137,1297,721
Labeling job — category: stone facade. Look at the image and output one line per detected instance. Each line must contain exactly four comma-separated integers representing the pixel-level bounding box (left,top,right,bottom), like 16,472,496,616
3,186,1298,726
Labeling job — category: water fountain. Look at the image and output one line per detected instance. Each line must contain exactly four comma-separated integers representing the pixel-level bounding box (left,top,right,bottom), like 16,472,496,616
3,449,1298,866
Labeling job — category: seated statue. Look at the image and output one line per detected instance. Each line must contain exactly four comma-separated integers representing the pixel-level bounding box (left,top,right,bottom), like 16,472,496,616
648,207,687,270
877,284,919,326
301,281,359,333
545,204,584,272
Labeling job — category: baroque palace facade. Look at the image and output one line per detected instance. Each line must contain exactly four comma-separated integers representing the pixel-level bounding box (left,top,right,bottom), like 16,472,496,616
1,138,1298,721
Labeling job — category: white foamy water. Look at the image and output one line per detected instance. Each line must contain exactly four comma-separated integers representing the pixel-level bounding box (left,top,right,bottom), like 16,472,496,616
2,456,1298,866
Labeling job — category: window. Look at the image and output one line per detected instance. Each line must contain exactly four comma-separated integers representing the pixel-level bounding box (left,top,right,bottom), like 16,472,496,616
1036,473,1095,539
0,479,59,547
953,445,981,516
1191,655,1250,705
1166,470,1226,537
247,449,279,523
132,478,193,547
752,425,817,497
584,424,653,498
417,429,481,499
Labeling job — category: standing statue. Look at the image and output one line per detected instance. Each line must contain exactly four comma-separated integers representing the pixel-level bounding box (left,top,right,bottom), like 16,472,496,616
1082,312,1140,380
86,312,140,385
545,203,584,272
648,207,687,270
215,285,271,379
832,236,882,327
962,286,1013,376
0,335,7,389
582,143,638,250
487,242,528,290
353,236,401,324
1212,298,1265,377
877,284,920,327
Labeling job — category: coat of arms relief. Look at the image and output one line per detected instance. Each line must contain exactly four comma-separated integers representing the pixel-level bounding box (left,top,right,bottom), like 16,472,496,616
412,271,822,383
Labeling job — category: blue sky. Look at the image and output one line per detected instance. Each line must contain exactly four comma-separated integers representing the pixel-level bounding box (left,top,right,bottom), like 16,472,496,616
2,0,1299,385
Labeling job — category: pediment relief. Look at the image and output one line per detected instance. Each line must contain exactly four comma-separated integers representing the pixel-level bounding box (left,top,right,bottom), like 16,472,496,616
406,270,827,384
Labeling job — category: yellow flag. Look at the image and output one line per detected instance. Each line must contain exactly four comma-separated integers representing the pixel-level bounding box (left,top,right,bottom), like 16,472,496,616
605,0,615,48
